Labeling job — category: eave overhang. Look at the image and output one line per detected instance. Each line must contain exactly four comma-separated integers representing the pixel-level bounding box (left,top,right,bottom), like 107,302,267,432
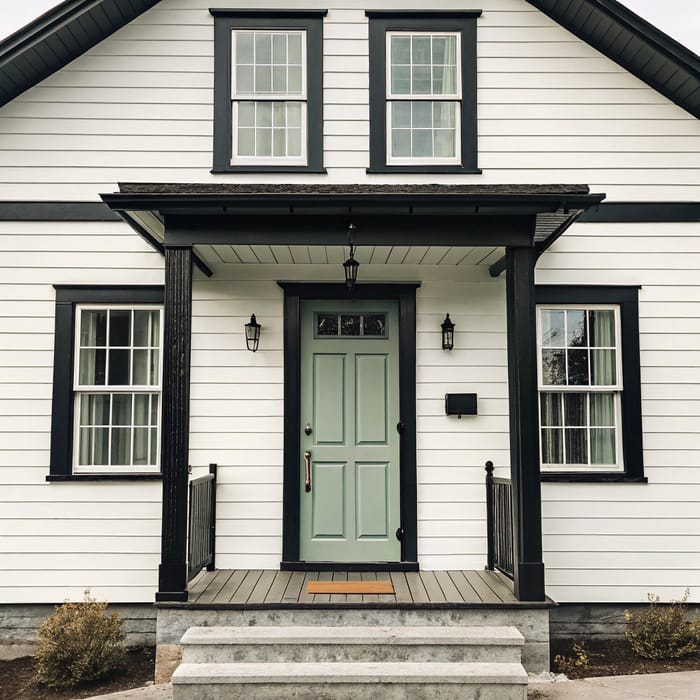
0,0,160,107
101,184,605,253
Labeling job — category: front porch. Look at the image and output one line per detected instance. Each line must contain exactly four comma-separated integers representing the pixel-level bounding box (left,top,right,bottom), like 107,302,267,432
184,568,531,607
155,568,553,682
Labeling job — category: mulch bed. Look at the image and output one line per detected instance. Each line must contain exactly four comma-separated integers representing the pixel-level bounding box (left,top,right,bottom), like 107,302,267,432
551,637,700,679
0,647,155,700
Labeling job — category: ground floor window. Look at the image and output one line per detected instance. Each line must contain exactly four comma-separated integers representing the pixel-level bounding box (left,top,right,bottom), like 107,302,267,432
48,286,164,481
535,287,645,482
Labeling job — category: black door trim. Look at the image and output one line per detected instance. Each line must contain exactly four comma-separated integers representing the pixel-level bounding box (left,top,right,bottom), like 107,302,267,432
278,282,420,566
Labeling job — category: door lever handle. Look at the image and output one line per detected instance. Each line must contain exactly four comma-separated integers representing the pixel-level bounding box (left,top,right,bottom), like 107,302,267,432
304,450,312,492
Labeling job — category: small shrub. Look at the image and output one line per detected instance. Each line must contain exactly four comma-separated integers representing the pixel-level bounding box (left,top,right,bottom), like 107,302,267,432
35,590,126,689
625,590,700,660
553,641,591,678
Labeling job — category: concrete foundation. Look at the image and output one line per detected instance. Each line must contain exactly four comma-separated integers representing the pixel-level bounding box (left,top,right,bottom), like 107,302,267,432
0,603,156,660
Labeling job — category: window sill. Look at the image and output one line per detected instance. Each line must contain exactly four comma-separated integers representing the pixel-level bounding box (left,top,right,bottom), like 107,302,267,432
47,473,163,482
211,166,327,174
367,166,482,174
541,472,647,483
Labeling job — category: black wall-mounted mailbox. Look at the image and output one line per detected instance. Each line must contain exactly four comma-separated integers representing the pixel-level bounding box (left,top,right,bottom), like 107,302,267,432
445,393,478,417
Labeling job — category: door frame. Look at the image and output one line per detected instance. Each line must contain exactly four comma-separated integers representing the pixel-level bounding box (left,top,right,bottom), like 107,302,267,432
279,282,420,571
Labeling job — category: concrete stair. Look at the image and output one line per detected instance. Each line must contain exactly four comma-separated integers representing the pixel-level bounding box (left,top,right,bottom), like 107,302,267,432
172,625,528,699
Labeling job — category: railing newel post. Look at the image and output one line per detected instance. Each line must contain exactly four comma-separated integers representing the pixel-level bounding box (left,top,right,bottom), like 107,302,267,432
208,463,217,571
485,460,495,571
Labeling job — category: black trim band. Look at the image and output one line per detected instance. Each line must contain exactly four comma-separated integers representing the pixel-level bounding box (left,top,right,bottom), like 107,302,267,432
579,202,700,223
0,201,120,221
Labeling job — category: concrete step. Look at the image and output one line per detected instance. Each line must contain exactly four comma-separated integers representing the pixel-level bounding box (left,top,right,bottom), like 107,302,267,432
180,625,524,663
172,661,528,699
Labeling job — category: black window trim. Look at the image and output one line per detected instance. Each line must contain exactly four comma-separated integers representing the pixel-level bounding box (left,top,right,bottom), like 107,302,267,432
48,285,165,482
211,9,327,173
366,10,481,174
535,285,646,483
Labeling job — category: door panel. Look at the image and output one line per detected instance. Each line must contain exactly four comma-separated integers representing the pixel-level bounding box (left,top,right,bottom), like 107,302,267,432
300,300,400,562
311,461,346,538
355,354,388,444
313,354,345,444
356,462,389,539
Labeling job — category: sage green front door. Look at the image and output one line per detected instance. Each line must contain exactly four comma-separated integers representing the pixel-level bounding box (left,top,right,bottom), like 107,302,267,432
299,300,401,562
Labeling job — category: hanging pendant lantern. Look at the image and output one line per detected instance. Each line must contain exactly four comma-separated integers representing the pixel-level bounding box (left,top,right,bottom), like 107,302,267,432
343,223,359,290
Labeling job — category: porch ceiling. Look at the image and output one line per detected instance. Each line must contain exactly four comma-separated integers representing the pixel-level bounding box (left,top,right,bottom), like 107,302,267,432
101,183,605,276
193,243,504,268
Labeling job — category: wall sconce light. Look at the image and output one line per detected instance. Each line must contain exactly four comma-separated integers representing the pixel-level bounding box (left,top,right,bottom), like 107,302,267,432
245,314,261,352
343,223,359,291
441,313,455,350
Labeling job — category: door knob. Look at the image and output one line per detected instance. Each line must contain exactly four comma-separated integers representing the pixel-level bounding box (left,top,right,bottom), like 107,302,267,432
305,423,312,435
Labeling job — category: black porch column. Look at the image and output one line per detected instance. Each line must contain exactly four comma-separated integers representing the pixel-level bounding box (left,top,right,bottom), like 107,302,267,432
505,246,545,601
156,245,193,602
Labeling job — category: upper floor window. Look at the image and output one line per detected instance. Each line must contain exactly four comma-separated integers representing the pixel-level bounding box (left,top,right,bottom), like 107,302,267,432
367,11,480,173
535,286,645,483
211,10,326,173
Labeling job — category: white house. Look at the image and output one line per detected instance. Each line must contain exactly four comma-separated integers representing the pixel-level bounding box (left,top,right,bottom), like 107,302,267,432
0,0,698,690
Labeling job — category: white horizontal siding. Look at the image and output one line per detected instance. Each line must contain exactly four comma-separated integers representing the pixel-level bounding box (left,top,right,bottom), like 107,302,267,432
537,221,700,603
0,0,697,199
0,221,163,603
189,264,508,572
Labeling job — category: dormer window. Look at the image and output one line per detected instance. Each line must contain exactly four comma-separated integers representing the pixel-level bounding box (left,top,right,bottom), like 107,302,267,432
211,10,326,173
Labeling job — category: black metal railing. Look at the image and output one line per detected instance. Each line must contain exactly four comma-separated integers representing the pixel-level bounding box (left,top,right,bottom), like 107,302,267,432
187,463,217,582
485,461,514,579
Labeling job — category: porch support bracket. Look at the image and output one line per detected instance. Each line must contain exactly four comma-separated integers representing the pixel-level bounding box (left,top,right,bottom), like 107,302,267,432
157,245,193,602
505,246,545,601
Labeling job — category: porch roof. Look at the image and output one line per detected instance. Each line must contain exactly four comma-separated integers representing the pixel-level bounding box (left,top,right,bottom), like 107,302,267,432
101,183,605,278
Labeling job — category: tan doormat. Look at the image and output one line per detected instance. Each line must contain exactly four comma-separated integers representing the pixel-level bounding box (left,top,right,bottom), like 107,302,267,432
306,580,395,594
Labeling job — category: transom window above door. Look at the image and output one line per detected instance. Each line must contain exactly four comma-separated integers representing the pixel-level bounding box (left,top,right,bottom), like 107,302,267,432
211,10,326,173
315,312,387,338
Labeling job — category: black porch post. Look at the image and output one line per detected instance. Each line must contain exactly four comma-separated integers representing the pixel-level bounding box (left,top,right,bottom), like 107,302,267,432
156,245,193,602
505,246,545,601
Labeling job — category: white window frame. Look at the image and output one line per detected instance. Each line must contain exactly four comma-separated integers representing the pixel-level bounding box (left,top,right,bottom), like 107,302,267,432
72,304,163,474
385,30,462,165
537,304,624,472
230,29,308,166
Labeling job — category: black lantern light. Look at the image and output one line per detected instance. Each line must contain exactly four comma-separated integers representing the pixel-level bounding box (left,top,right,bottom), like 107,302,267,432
441,313,455,350
343,223,359,290
245,314,261,352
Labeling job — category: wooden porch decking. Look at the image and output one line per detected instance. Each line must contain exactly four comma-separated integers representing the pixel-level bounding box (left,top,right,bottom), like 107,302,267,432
185,569,539,608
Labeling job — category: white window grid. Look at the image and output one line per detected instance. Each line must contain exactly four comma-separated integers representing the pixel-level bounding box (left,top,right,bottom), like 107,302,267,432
537,304,624,471
73,305,163,473
385,30,462,165
231,29,308,165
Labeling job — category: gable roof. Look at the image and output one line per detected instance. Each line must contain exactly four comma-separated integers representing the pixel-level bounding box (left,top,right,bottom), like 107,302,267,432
0,0,159,106
0,0,698,117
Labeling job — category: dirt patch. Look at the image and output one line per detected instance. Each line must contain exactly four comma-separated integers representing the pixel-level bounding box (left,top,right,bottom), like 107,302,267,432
551,637,700,679
0,646,155,700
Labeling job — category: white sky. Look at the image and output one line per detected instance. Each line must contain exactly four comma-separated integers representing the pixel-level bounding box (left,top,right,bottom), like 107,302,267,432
1,0,699,52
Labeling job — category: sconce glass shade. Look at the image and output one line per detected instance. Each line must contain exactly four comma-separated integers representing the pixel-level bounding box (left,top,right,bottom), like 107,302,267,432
343,255,359,290
245,314,261,352
441,313,455,350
